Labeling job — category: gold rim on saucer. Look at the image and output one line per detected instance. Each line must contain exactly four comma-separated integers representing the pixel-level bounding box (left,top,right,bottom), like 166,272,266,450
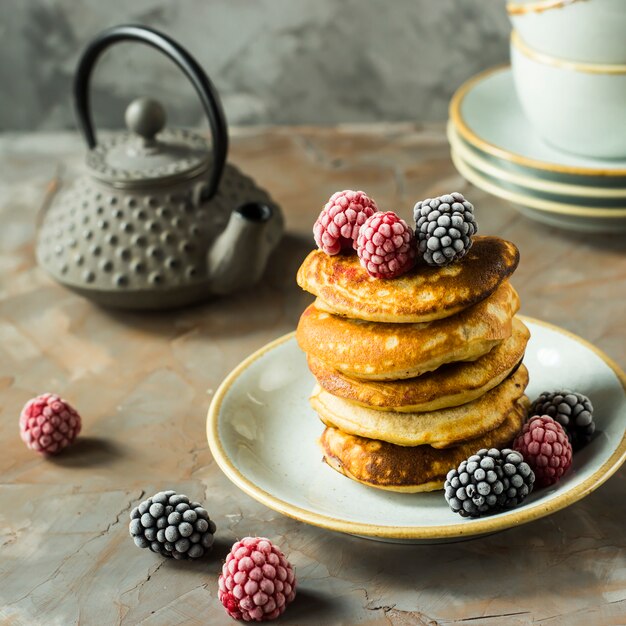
206,320,626,540
507,0,583,16
449,66,626,178
451,149,626,218
512,30,626,75
448,123,626,200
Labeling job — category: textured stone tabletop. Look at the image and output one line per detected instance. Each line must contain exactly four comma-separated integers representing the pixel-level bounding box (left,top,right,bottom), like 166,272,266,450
1,126,625,625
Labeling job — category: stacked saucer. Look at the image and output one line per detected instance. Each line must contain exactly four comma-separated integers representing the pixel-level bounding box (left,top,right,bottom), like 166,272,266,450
448,67,626,232
450,0,626,233
450,1,626,233
448,66,626,233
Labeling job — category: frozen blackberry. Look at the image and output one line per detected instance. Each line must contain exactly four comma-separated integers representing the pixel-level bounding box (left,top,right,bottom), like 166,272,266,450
530,390,594,450
444,448,535,518
129,490,216,559
414,192,477,267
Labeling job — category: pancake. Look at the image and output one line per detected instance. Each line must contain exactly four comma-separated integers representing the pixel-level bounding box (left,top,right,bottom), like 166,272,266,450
297,281,520,381
308,317,530,412
319,399,528,493
297,236,519,323
311,364,528,448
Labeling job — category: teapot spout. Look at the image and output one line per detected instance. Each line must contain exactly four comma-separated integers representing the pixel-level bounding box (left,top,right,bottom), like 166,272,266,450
207,202,276,295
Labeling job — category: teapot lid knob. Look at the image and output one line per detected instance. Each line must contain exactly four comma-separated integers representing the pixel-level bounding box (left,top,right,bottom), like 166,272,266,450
86,93,211,185
125,97,166,143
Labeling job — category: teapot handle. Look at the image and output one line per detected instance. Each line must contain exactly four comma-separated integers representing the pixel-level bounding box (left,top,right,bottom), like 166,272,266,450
73,24,228,201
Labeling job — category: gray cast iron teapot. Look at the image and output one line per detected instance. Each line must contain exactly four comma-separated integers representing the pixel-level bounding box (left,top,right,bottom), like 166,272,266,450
37,25,283,309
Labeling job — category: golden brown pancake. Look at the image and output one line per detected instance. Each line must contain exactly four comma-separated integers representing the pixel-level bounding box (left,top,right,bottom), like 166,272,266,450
308,317,530,412
311,364,528,448
319,399,528,493
297,236,519,323
297,281,520,380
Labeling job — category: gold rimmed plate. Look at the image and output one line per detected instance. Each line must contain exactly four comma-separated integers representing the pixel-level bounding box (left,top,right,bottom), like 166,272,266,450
449,65,626,182
207,318,626,543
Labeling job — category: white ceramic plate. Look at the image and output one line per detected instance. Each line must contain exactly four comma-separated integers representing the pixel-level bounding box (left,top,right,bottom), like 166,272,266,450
450,148,626,233
449,66,626,182
207,318,626,543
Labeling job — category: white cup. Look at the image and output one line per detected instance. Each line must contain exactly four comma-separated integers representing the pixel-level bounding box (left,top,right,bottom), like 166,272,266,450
511,30,626,159
508,0,626,64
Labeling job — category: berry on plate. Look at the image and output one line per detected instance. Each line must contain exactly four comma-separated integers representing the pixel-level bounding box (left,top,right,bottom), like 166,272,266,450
444,448,535,518
530,390,594,451
513,415,573,487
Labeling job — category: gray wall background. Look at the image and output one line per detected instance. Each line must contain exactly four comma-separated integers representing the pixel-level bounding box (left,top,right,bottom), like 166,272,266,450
0,0,511,131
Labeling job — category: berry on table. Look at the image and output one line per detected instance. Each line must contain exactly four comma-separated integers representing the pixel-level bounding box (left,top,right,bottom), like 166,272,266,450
219,536,296,622
530,390,594,450
129,491,216,559
356,211,416,279
19,393,81,455
513,415,573,488
313,190,378,255
414,192,477,267
444,448,535,518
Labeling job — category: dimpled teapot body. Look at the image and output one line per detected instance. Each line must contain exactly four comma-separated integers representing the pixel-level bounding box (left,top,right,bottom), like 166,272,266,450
36,25,283,310
38,163,280,309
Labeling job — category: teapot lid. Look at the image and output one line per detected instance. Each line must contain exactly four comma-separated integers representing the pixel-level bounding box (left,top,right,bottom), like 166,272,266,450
85,97,210,187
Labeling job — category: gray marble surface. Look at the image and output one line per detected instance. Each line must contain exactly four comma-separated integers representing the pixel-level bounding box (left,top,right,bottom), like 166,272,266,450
1,0,510,131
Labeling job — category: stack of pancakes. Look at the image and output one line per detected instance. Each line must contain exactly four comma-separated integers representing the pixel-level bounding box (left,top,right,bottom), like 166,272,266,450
296,235,530,492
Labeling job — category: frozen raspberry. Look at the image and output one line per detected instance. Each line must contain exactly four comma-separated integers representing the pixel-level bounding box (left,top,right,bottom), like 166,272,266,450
356,211,416,278
19,393,81,455
219,537,296,622
513,415,572,488
313,190,378,255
